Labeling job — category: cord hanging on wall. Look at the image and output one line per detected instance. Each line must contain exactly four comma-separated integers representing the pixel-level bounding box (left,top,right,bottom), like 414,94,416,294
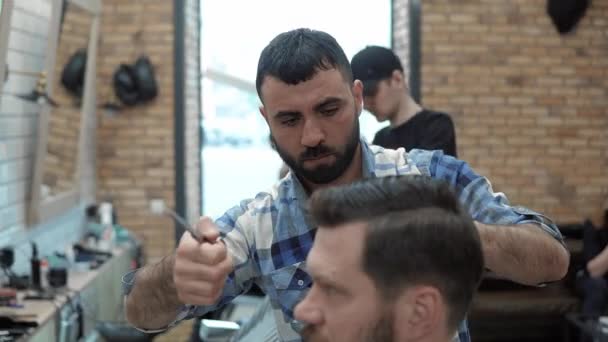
100,4,159,112
547,0,590,34
0,69,59,107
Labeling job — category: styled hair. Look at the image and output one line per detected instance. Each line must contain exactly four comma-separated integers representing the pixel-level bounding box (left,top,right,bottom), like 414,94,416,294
309,175,484,331
255,28,353,100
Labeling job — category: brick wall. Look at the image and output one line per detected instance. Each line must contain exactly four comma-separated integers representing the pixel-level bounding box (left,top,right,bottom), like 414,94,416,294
0,0,52,232
43,3,90,196
0,0,86,296
97,1,200,340
97,0,177,262
392,0,410,75
393,0,608,224
183,0,202,226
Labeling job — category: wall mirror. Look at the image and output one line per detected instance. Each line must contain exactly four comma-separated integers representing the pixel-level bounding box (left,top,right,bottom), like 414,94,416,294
0,0,12,87
28,0,100,225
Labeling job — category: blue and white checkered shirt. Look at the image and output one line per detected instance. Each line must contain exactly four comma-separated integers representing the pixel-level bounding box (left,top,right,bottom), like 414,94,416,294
124,140,564,342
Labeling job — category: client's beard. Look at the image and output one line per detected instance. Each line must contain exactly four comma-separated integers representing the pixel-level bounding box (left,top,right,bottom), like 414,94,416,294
301,310,394,342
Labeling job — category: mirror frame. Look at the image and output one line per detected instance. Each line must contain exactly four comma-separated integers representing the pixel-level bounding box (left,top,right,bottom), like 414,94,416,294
0,0,13,91
28,0,101,225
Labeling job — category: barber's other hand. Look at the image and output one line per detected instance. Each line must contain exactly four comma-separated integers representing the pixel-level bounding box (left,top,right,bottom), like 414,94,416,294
174,216,233,305
588,257,608,279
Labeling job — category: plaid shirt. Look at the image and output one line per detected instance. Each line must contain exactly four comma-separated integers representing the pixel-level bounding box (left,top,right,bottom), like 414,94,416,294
124,140,564,342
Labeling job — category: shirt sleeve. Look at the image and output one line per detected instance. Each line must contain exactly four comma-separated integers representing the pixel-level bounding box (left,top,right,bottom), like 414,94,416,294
410,149,564,244
121,199,259,332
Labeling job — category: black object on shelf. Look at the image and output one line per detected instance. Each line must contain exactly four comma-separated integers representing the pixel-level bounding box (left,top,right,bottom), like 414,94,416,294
30,242,41,290
0,248,14,269
0,316,38,340
7,275,30,290
48,268,68,288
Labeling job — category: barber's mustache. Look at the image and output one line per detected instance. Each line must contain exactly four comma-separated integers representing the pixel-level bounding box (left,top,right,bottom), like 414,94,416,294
300,144,336,161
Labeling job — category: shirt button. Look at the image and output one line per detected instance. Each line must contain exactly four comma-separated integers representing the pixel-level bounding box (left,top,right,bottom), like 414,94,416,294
297,280,304,286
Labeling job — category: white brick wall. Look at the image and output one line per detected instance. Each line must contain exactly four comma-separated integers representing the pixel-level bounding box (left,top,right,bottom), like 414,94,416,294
0,1,52,232
184,0,201,224
0,0,85,264
393,0,410,75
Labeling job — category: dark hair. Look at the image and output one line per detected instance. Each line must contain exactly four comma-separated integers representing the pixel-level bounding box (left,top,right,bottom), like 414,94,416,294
255,28,353,100
309,175,484,331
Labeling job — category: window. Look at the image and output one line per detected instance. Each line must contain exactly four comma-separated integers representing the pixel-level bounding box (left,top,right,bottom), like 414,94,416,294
201,0,391,218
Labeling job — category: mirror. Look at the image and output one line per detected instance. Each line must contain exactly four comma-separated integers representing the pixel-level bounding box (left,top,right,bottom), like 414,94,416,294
29,0,101,224
0,0,11,88
41,3,92,198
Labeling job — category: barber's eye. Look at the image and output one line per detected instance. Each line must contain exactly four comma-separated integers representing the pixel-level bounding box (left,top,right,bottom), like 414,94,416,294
320,107,339,116
282,118,299,126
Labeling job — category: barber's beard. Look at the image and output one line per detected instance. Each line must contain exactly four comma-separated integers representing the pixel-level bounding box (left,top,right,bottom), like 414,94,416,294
301,310,395,342
271,115,360,185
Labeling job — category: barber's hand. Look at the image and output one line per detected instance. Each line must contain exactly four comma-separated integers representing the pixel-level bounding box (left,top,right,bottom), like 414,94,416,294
588,257,608,279
174,216,233,305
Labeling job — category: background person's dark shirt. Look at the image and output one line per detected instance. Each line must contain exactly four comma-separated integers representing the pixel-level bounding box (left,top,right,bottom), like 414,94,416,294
372,109,458,158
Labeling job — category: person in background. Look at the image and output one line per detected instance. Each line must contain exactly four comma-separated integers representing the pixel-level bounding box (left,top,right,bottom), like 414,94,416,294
295,175,484,342
586,209,608,279
351,46,457,157
578,209,608,322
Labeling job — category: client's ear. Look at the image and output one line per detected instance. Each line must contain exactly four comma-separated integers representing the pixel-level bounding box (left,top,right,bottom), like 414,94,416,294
394,286,444,341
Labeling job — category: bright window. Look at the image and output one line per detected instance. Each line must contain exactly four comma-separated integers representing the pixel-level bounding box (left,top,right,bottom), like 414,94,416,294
201,1,391,218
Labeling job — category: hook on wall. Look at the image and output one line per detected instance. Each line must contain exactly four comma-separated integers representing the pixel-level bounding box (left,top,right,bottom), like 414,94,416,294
1,68,59,107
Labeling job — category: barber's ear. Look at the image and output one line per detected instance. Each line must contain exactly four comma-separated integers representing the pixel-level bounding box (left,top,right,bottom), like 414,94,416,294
352,80,364,116
259,106,269,122
396,286,443,341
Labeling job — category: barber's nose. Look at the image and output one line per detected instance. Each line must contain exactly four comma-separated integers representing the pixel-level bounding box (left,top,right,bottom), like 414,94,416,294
294,292,324,326
301,118,325,147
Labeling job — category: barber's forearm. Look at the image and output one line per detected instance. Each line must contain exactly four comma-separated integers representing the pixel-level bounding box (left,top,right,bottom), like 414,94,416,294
476,222,569,285
125,253,183,330
588,245,608,278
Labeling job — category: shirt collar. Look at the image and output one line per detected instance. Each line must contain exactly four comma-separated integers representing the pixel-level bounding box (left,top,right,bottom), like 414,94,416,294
360,139,377,179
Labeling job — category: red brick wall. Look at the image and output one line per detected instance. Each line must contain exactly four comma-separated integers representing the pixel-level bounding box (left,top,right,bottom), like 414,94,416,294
97,1,200,340
44,4,89,196
97,0,176,261
393,0,608,224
